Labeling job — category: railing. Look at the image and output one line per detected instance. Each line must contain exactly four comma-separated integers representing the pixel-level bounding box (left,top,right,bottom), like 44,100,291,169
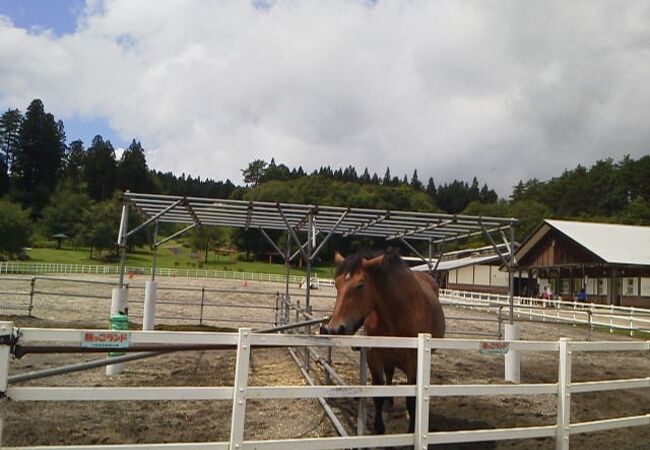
1,323,648,449
0,261,306,284
441,289,650,337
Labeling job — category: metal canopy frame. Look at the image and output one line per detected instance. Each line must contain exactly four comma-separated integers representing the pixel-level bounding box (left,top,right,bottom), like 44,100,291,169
116,191,519,324
122,192,515,243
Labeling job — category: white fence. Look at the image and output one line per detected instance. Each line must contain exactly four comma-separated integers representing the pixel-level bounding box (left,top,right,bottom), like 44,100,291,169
1,323,648,449
0,261,306,284
441,289,650,337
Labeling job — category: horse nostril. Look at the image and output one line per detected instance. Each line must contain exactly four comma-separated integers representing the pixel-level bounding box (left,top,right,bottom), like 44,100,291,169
336,324,346,335
319,326,330,335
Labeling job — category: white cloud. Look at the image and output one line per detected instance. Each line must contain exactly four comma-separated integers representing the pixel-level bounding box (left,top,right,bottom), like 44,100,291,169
1,0,650,195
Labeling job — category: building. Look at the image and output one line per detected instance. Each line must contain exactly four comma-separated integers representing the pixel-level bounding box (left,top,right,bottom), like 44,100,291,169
514,220,650,307
410,243,521,295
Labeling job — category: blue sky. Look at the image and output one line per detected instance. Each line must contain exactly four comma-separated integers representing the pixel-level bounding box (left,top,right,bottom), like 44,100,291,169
1,1,649,192
0,0,81,34
0,0,125,149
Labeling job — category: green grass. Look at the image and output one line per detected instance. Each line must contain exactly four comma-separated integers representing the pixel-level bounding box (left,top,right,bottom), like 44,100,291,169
25,243,335,278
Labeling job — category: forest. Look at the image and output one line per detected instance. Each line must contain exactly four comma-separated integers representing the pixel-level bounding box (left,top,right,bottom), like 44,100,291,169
1,99,649,262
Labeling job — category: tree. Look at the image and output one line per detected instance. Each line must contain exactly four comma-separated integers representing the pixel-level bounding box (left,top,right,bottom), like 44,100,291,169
118,139,152,193
479,183,497,204
83,135,117,201
242,159,268,187
40,181,92,247
12,99,66,213
79,198,120,259
63,139,86,190
360,167,371,184
410,169,424,191
0,108,23,194
382,167,392,185
468,177,480,203
426,177,437,204
188,226,230,263
0,199,32,257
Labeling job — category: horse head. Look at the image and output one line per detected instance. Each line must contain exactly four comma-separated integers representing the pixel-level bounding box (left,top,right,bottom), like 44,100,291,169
320,250,384,335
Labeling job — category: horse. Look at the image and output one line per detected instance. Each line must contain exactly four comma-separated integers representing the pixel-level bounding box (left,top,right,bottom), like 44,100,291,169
320,248,446,434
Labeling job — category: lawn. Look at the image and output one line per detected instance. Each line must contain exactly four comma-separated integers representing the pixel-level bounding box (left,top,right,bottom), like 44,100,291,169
26,243,335,278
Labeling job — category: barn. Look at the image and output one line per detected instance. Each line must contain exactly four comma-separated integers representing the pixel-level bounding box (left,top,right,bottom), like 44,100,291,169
514,219,650,307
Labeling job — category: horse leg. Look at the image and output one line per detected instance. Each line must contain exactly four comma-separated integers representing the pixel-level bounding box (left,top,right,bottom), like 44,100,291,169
384,365,395,408
405,360,419,433
366,350,386,434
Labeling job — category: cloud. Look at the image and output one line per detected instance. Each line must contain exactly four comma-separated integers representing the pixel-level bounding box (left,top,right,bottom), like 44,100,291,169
1,0,649,195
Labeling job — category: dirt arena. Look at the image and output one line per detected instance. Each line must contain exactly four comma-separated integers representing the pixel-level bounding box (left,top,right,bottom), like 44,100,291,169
1,274,649,449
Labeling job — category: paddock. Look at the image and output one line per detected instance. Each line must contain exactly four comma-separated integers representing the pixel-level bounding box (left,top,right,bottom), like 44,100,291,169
1,274,649,449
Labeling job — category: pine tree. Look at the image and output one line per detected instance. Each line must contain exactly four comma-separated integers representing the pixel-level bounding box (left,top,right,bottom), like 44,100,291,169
12,99,65,213
383,167,391,185
426,177,437,203
64,140,86,191
0,109,23,182
83,135,117,201
118,139,151,193
411,169,424,191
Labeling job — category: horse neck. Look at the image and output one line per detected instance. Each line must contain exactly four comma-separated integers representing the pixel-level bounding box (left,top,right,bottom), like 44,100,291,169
368,271,423,335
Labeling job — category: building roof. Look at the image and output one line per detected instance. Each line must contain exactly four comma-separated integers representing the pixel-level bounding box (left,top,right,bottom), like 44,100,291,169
516,219,650,266
411,253,503,272
407,243,512,272
123,192,516,244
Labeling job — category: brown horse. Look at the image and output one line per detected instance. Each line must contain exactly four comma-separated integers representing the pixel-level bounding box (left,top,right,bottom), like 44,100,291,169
320,249,446,434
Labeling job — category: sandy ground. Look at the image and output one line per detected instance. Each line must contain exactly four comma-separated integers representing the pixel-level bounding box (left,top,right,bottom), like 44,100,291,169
1,274,649,449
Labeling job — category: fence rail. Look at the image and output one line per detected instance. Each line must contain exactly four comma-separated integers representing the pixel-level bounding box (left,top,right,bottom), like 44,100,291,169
441,289,650,337
0,261,307,284
1,324,648,449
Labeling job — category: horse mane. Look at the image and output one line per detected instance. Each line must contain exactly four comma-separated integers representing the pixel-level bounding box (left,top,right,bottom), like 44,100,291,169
335,247,409,279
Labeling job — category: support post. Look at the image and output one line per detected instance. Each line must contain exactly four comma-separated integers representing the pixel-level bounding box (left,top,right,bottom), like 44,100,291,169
28,277,36,317
504,323,520,383
142,280,157,331
229,328,252,450
304,211,314,372
415,333,432,450
556,337,572,450
199,287,206,325
116,202,129,288
106,286,128,376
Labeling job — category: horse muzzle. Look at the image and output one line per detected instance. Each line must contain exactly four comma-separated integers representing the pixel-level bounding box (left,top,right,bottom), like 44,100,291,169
320,318,364,335
319,324,346,335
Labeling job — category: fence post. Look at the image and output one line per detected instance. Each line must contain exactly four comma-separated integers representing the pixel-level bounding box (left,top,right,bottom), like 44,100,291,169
357,347,367,436
609,305,614,333
28,277,36,317
556,337,572,450
0,321,13,445
629,307,634,337
229,328,252,450
274,292,279,327
587,311,592,341
199,287,205,326
415,333,432,450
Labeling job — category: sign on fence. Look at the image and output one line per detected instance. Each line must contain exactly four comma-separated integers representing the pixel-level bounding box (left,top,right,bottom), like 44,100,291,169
479,341,509,355
81,331,130,349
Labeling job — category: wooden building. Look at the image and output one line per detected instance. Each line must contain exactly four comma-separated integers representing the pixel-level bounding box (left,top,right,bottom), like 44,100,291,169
514,220,650,307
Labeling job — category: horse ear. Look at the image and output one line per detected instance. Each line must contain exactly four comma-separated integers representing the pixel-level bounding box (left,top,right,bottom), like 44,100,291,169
334,251,345,265
362,254,385,269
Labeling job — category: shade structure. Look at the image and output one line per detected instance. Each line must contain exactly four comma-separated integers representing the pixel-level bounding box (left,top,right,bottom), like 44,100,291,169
123,192,516,244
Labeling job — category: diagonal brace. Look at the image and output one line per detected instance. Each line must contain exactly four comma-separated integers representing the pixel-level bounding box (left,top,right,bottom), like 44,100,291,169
126,200,182,239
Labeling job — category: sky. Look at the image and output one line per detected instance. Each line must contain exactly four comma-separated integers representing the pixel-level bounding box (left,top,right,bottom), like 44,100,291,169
0,0,649,196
